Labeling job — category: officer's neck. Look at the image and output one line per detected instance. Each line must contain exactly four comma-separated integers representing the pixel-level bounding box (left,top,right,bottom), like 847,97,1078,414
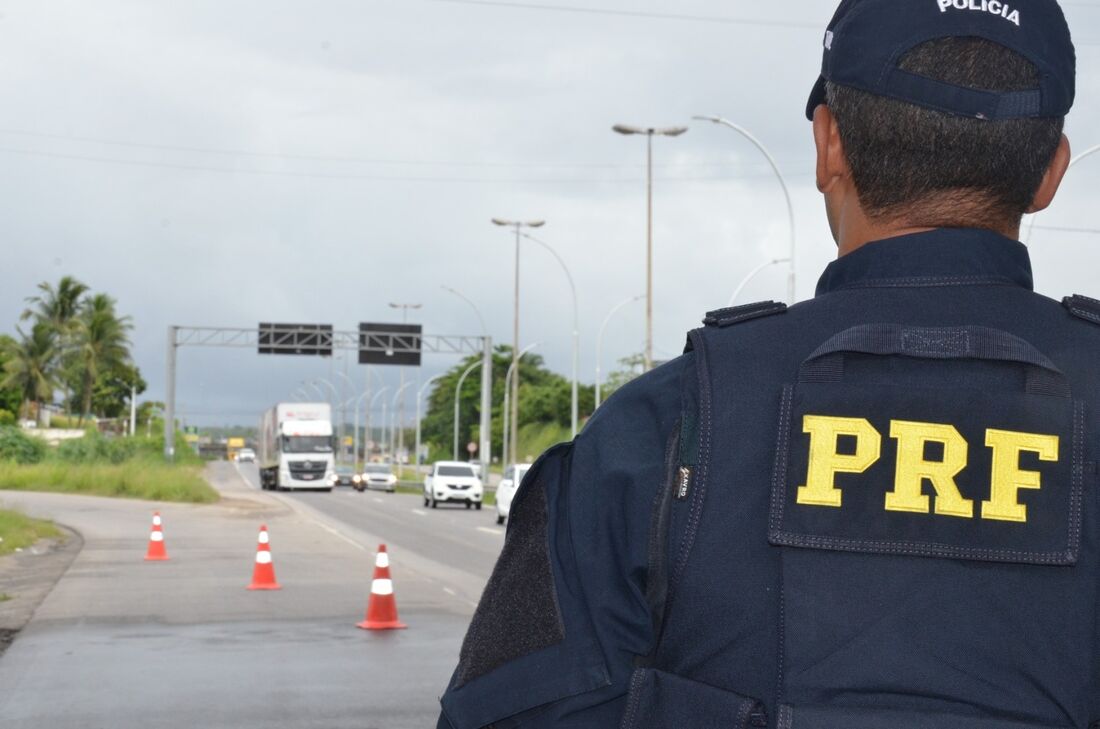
835,205,1020,258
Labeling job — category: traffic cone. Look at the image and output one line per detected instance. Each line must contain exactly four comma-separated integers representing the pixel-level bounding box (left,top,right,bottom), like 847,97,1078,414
144,512,169,561
247,524,282,590
357,544,406,630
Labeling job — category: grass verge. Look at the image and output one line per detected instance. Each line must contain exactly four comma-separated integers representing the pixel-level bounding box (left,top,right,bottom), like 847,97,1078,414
0,460,218,504
0,508,61,557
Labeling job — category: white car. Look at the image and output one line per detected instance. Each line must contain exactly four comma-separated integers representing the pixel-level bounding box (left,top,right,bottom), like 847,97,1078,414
237,448,256,463
362,463,397,493
495,463,532,525
424,461,483,510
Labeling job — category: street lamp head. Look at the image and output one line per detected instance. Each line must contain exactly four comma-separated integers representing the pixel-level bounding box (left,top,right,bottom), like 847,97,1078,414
657,126,689,137
613,124,645,136
526,221,546,228
692,115,722,124
491,218,511,227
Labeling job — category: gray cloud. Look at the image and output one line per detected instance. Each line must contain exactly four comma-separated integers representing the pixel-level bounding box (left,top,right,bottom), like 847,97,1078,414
1,0,1098,427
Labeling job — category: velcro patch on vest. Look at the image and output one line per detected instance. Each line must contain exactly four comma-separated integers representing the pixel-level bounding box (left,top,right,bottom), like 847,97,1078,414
768,383,1084,565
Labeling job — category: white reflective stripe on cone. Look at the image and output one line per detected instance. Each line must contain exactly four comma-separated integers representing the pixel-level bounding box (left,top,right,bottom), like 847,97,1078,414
371,578,394,596
376,552,390,568
256,551,273,565
150,532,164,542
258,531,270,544
153,515,162,526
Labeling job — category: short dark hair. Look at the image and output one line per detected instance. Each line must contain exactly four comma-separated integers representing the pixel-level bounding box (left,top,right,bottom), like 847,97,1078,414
826,37,1065,228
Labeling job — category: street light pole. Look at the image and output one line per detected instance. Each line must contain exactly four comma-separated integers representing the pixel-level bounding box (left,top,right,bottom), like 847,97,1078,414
312,378,340,461
596,294,645,409
728,258,792,307
441,286,493,474
694,115,797,305
335,371,359,464
520,232,580,438
453,360,483,460
390,382,412,466
367,387,390,462
492,219,545,465
501,342,538,466
388,303,422,471
415,374,445,473
613,124,688,371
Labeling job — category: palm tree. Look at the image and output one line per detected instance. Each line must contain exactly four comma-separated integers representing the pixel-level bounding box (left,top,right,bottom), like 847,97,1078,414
22,276,89,329
73,294,133,425
22,276,89,416
1,323,58,422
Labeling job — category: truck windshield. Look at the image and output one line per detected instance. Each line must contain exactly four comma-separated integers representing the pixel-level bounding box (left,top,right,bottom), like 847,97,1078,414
437,465,475,477
281,436,333,454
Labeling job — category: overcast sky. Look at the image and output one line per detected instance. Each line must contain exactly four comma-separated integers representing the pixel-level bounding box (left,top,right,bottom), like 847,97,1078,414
2,0,1099,428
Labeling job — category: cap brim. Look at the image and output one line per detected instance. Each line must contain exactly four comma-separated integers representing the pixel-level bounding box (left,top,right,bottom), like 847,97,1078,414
806,75,827,121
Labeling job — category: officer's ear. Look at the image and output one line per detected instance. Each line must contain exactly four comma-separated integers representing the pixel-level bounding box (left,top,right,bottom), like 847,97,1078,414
813,104,851,195
1026,134,1071,215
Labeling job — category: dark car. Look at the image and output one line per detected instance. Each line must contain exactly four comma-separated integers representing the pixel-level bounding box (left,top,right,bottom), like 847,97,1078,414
330,464,363,491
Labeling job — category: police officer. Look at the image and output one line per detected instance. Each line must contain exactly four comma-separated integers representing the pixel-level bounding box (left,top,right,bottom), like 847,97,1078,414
439,0,1097,726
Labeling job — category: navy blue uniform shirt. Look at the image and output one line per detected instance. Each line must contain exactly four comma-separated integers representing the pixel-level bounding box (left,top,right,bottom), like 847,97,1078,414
439,228,1100,729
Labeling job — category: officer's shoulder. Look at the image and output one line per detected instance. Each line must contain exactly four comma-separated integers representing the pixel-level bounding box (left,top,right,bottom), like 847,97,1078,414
581,352,692,440
1061,294,1100,329
700,300,788,329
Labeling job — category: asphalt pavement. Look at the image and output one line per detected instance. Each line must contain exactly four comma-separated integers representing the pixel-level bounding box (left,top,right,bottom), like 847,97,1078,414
0,462,502,729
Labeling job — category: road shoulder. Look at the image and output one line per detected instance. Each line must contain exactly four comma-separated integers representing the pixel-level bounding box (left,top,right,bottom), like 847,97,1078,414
0,525,82,656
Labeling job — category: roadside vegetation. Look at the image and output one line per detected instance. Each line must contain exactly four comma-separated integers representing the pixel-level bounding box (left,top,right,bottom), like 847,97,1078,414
0,508,61,557
0,427,216,504
0,277,215,504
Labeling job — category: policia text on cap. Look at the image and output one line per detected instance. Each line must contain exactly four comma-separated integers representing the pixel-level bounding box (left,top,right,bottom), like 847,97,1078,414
436,1,1100,727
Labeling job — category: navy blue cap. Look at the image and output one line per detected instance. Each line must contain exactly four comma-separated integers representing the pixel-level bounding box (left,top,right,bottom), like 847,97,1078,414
806,0,1076,121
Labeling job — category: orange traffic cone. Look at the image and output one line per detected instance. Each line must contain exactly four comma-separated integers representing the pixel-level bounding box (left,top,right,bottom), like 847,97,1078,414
144,512,169,561
357,544,406,630
247,524,282,590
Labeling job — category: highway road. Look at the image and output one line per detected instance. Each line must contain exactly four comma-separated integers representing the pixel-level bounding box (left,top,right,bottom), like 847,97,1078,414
0,462,503,729
236,462,505,603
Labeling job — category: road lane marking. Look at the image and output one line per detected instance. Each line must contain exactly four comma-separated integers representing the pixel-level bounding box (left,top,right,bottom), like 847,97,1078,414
477,527,504,536
412,509,427,516
373,498,384,504
443,587,457,596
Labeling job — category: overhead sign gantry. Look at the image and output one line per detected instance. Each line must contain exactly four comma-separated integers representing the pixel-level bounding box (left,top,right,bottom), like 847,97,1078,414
164,324,492,476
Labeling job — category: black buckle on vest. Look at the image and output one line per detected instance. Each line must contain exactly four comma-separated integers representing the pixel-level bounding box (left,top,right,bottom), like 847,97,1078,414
703,300,787,328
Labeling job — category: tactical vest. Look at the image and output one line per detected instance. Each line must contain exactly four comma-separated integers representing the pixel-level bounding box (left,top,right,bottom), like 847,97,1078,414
625,294,1100,729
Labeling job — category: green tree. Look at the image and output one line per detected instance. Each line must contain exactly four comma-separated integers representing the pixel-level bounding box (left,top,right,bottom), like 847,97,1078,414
89,361,146,419
0,323,58,422
418,347,594,461
21,276,90,331
0,335,23,419
22,276,89,415
72,293,133,425
602,353,645,401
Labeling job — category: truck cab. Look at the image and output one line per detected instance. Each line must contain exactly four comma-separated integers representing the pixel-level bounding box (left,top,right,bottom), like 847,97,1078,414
258,403,336,491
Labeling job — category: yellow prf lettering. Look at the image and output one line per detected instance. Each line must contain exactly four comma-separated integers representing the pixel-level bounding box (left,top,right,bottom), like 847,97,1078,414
982,429,1059,523
886,421,973,518
798,415,881,508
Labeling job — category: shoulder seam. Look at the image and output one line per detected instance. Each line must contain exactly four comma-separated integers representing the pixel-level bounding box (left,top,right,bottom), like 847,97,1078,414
703,300,787,328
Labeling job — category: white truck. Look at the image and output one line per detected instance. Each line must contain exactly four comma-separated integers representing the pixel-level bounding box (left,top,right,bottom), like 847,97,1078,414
258,402,336,492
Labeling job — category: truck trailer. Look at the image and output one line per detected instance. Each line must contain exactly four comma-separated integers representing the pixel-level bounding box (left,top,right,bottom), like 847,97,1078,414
258,402,336,491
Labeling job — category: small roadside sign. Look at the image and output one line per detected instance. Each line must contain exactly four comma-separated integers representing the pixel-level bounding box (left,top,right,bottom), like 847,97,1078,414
466,441,478,454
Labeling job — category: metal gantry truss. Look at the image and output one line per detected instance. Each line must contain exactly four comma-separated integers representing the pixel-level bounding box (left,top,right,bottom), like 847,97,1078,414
165,325,493,476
